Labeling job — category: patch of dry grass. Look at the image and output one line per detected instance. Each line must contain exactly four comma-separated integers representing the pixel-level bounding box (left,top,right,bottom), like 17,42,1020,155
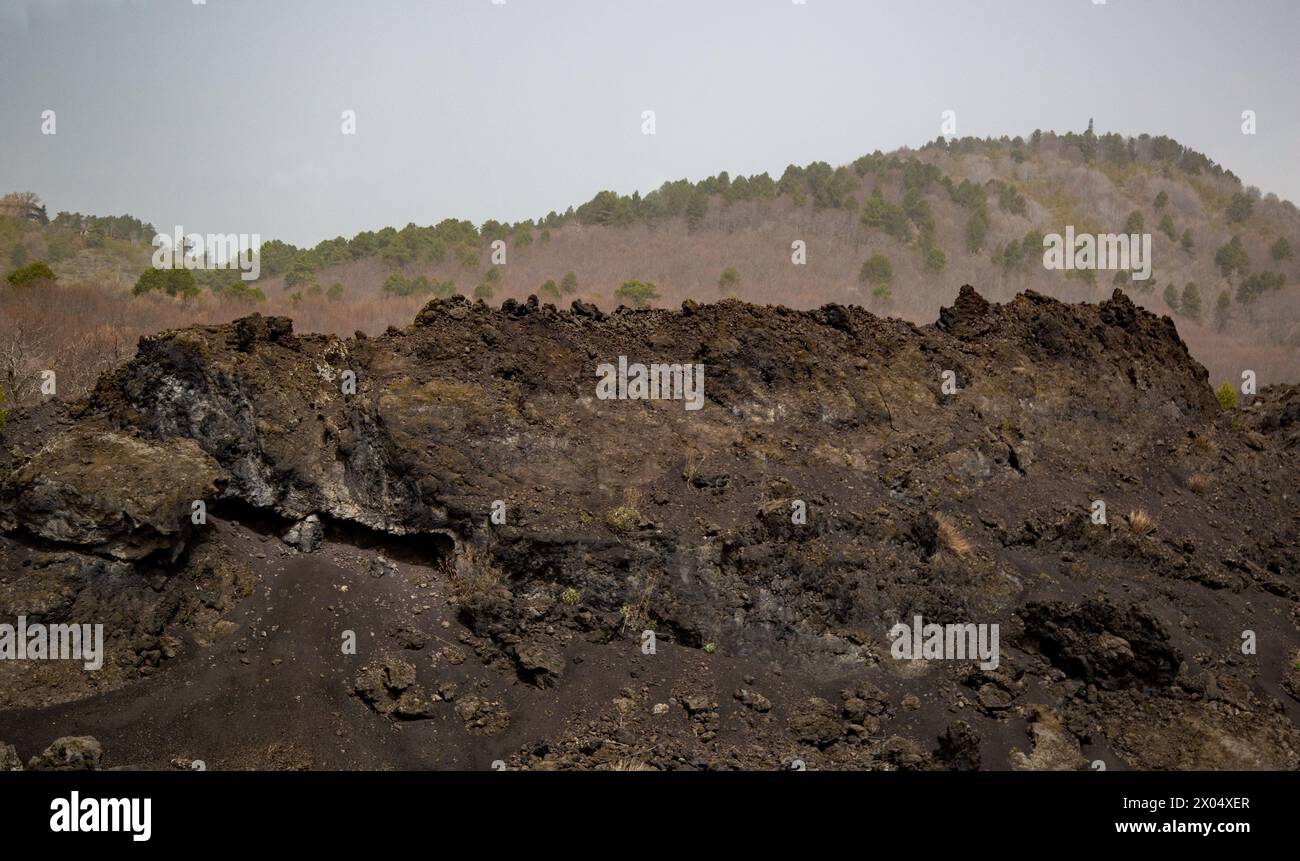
445,545,504,602
934,512,973,558
1125,509,1156,535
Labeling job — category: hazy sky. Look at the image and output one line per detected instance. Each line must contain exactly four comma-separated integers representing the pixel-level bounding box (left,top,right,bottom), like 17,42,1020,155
2,0,1297,247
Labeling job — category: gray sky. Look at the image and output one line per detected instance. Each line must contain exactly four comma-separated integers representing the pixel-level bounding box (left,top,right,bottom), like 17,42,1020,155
2,0,1297,247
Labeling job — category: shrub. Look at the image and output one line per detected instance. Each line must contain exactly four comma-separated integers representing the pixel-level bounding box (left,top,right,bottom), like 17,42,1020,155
6,260,56,287
1158,214,1176,241
221,281,266,302
1271,237,1293,262
1215,381,1237,411
1123,210,1144,234
1153,190,1168,210
1125,509,1155,536
473,281,494,301
560,271,578,294
605,504,641,531
132,266,198,298
539,279,561,301
718,267,739,293
614,280,659,308
859,254,893,287
1180,229,1194,253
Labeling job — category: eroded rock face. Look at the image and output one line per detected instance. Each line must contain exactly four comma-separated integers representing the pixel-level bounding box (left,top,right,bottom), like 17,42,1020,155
1,430,225,560
0,289,1297,771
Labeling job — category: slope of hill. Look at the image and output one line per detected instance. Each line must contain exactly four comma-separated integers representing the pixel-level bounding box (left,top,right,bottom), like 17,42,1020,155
4,128,1300,405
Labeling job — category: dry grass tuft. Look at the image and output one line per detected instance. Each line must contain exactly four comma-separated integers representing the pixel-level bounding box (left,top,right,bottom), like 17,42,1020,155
445,545,504,602
1125,509,1156,535
1187,473,1211,495
934,512,972,558
608,759,657,771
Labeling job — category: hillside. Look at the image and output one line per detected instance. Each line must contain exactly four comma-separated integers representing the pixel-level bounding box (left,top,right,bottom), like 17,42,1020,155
4,128,1300,405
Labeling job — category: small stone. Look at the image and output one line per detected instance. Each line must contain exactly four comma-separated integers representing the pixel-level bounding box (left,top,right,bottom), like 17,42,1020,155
0,743,23,771
283,514,324,553
734,688,772,713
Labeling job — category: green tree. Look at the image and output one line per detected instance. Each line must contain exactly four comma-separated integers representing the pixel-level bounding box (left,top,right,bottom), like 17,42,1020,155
327,282,345,300
1214,235,1250,280
560,271,578,294
1163,283,1181,312
718,267,740,293
1180,229,1194,254
859,254,894,288
132,267,198,298
284,263,316,288
1214,291,1231,331
1181,283,1202,321
511,222,534,247
1226,191,1254,224
221,281,266,303
473,281,494,301
964,211,988,253
614,280,659,308
1157,214,1176,241
685,192,708,231
539,279,561,301
1153,190,1168,210
920,240,946,273
861,187,910,242
1270,236,1293,262
1123,210,1144,234
5,260,56,287
1237,271,1286,304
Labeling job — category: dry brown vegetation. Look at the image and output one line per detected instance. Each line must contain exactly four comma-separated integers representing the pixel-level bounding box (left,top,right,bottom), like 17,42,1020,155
4,133,1300,408
933,512,973,558
1125,509,1156,536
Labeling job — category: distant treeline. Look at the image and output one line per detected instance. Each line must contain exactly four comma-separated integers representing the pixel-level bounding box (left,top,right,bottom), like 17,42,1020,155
251,129,1244,285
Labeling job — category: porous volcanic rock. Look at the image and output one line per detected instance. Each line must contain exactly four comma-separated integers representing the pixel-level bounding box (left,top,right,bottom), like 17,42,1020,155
0,288,1297,771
